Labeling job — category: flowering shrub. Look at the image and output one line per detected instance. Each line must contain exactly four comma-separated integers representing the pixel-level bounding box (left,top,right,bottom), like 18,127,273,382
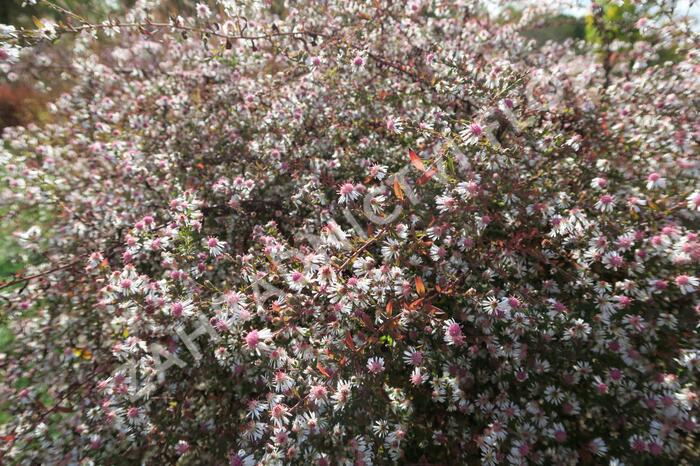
1,1,699,464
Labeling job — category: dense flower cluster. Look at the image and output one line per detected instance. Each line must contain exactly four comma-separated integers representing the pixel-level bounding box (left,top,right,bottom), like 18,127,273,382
1,0,699,464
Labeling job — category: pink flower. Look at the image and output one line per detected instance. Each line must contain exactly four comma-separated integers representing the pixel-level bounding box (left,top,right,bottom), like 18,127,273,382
595,194,616,212
443,319,465,346
675,275,698,294
244,328,273,353
175,440,190,455
366,357,385,374
205,237,226,257
338,182,360,203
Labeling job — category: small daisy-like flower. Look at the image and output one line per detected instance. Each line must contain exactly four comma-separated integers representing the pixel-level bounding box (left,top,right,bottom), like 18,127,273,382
595,194,616,212
287,270,307,291
410,367,428,386
332,379,353,408
549,423,567,443
85,251,105,271
381,238,403,262
273,370,294,392
351,53,366,70
627,195,647,212
372,420,390,438
244,328,273,354
402,347,424,366
646,172,666,190
240,420,265,442
228,450,256,466
677,351,700,373
590,177,608,190
0,44,20,64
272,428,289,445
544,385,564,405
175,440,190,455
337,182,361,203
116,276,140,295
588,437,608,457
169,300,195,318
308,55,324,71
367,356,385,374
205,237,226,257
386,116,404,134
687,191,700,211
443,319,465,346
674,274,698,294
602,251,624,271
460,122,484,146
308,384,329,405
369,163,388,180
456,181,480,200
269,402,291,426
246,399,268,419
436,195,458,213
195,3,211,19
125,405,147,426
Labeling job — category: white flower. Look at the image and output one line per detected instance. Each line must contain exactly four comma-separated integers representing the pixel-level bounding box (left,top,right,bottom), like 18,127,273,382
269,402,291,426
402,347,423,366
169,300,195,318
590,177,608,190
595,194,616,212
337,182,360,203
645,172,666,190
0,24,18,39
244,328,273,354
351,52,366,70
435,195,457,213
332,379,353,409
443,319,465,346
677,350,700,371
0,44,20,64
205,236,226,257
367,356,385,374
589,437,608,457
687,191,700,211
195,3,212,18
287,270,308,291
228,450,256,466
386,116,404,134
308,54,325,71
459,123,484,146
409,367,428,386
602,251,624,271
674,275,698,294
273,371,294,392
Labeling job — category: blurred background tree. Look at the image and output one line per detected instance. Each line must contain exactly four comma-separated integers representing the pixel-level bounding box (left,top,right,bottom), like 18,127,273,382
520,13,587,44
1,0,124,28
584,0,645,44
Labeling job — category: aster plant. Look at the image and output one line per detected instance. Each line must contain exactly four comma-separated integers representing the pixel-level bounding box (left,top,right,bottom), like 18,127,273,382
0,0,699,464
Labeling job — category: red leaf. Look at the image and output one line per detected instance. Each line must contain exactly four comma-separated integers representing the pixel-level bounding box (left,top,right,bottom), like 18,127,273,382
415,276,426,296
417,168,436,185
393,178,405,201
407,298,424,310
344,332,356,351
426,304,444,315
409,149,425,171
316,361,331,378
